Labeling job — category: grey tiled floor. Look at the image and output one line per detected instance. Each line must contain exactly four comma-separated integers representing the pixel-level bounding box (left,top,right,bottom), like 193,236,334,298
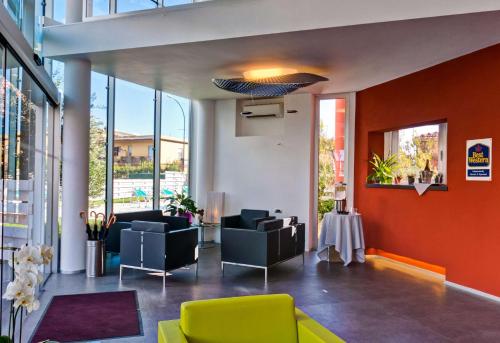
18,247,500,343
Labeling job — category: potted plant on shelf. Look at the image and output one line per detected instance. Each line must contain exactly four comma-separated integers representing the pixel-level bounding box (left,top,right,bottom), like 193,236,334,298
165,191,202,225
366,153,398,184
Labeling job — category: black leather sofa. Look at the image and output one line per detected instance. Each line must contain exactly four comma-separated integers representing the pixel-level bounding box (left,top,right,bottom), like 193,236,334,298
106,210,189,254
221,209,305,282
119,220,198,285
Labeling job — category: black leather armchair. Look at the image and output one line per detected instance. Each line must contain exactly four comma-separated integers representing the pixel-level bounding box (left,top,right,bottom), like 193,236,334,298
221,210,305,282
120,220,198,285
106,210,189,253
221,209,275,230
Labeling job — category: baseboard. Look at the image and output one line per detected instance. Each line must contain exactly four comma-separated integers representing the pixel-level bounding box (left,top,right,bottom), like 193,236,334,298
444,281,500,303
367,253,500,302
60,269,85,274
366,254,445,281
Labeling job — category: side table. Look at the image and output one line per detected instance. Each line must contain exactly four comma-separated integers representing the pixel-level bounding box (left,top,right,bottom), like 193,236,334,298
197,223,220,249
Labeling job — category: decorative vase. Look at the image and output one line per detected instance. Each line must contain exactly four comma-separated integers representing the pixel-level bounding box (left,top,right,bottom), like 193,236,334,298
179,211,193,225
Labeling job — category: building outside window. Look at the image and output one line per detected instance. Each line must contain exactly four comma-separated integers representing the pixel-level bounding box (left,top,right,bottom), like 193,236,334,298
113,79,155,213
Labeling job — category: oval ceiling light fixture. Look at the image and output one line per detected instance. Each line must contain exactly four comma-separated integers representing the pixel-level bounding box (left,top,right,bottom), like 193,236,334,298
242,68,298,80
212,68,328,97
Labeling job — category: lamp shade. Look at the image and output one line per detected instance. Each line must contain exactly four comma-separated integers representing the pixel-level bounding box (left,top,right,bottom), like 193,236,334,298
205,192,225,224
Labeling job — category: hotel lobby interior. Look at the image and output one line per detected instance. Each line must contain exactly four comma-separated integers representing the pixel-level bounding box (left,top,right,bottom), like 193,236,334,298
1,0,500,342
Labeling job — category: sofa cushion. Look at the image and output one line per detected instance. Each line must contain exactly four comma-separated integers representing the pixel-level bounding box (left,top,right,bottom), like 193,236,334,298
180,294,298,343
115,210,164,223
240,209,270,229
131,220,170,233
257,219,284,232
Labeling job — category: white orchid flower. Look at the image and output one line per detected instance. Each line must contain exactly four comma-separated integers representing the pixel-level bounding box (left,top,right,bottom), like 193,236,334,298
15,261,39,276
40,245,54,265
3,244,53,316
17,271,38,289
16,245,43,265
14,294,40,313
2,280,33,301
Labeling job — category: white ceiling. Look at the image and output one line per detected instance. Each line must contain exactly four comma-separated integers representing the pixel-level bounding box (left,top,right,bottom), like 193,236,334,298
60,10,500,99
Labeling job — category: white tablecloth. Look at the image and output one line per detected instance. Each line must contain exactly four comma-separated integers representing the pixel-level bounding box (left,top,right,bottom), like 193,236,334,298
317,212,365,266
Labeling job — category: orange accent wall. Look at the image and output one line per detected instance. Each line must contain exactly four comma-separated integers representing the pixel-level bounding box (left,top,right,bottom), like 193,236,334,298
355,44,500,297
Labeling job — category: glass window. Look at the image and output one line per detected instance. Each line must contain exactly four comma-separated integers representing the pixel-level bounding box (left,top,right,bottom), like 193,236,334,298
52,0,66,23
2,49,47,248
116,0,157,13
160,93,190,209
318,98,346,222
113,79,155,213
163,0,192,6
91,0,110,16
1,45,60,326
383,123,447,184
89,72,108,213
51,60,64,92
4,0,22,26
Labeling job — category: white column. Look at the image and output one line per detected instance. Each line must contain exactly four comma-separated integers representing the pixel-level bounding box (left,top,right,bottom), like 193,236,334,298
192,100,215,210
60,58,91,273
60,0,89,274
65,0,84,24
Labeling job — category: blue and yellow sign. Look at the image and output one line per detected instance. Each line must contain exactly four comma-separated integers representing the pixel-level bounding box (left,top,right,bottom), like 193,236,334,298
466,138,492,181
467,144,490,167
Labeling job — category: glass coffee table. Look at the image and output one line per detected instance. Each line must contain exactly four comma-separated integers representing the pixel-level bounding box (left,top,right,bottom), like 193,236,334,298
195,223,220,249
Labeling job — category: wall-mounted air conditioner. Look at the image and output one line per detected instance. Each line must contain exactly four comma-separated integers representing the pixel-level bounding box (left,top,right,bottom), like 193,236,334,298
241,103,284,118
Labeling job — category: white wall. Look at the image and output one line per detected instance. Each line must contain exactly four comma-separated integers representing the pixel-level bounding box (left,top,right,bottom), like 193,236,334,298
212,94,314,249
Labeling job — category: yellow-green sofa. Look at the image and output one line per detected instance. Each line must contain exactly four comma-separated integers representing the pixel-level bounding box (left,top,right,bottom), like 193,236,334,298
158,294,344,343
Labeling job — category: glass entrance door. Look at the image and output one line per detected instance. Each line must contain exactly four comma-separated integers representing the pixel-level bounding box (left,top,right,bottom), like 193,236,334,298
316,96,349,242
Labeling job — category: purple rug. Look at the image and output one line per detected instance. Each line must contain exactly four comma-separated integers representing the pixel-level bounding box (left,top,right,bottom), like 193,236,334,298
30,291,141,342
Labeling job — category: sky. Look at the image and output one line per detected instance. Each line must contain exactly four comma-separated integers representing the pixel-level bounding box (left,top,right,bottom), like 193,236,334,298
53,0,194,21
91,72,189,139
319,99,337,139
52,1,191,140
399,124,439,150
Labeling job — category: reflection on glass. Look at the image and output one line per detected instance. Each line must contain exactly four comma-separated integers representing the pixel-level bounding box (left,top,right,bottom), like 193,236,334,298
1,46,57,332
113,79,155,213
317,98,346,228
160,93,190,209
4,0,22,25
89,72,108,213
117,0,157,13
2,50,48,254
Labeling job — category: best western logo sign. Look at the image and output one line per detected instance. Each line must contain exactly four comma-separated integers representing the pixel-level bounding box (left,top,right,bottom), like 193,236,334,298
466,138,492,181
467,144,490,167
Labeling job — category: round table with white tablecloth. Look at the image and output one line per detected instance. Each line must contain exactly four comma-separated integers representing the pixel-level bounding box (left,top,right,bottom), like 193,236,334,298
317,212,365,266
